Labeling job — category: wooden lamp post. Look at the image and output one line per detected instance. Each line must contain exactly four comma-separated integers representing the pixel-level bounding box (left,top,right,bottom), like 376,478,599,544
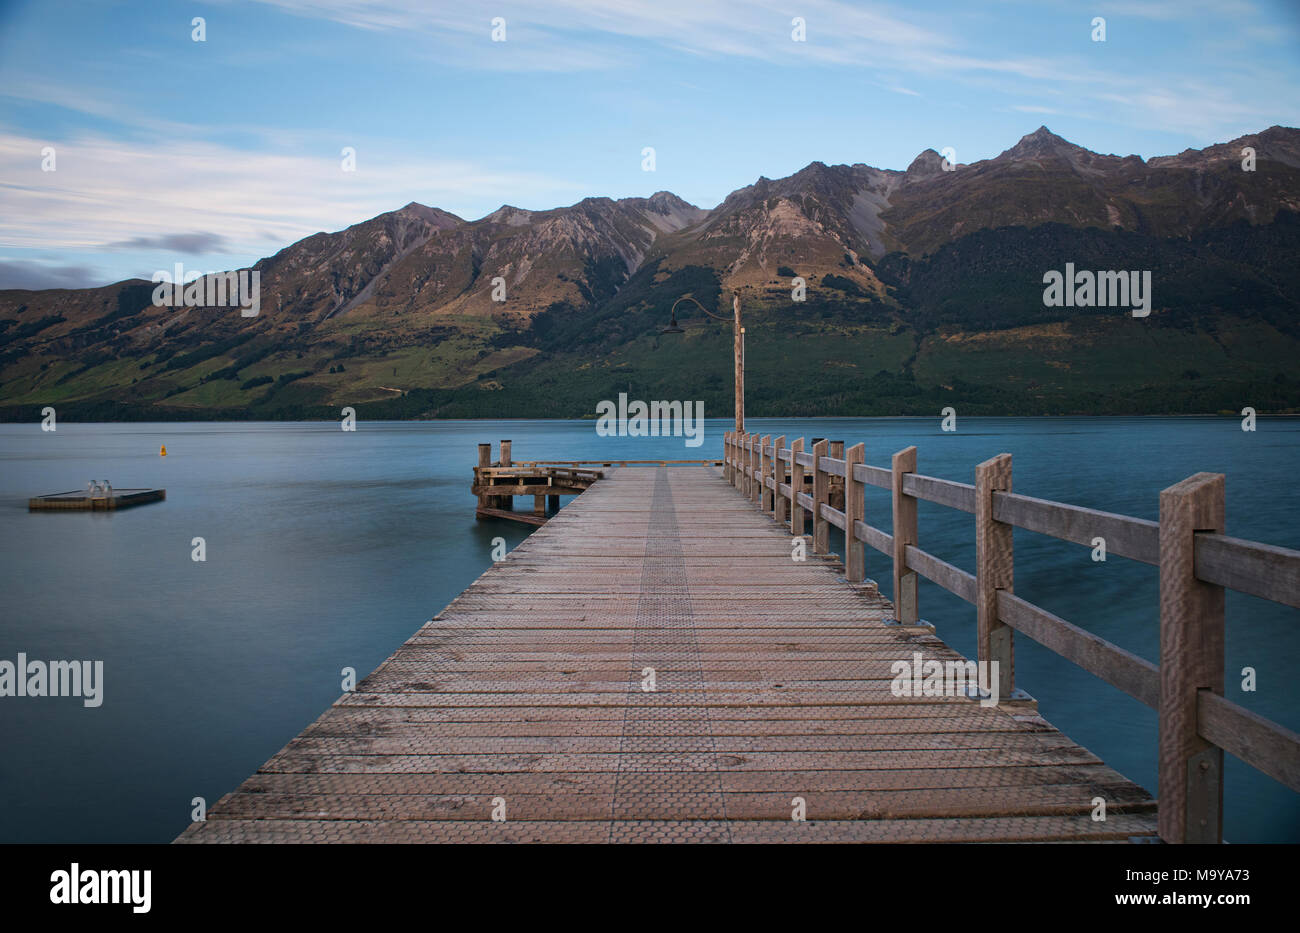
662,293,744,433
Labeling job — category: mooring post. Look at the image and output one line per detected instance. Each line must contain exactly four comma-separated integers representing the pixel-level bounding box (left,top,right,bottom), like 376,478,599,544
1158,472,1226,844
891,446,919,624
845,443,865,583
497,440,514,510
812,439,829,554
790,438,806,538
477,443,491,510
773,436,787,525
975,453,1014,699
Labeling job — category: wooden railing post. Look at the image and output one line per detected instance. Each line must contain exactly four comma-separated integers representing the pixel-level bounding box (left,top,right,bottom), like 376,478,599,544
845,443,865,583
743,436,754,501
975,453,1014,699
760,435,772,510
734,433,744,490
790,438,806,538
829,440,845,512
743,434,754,501
500,439,512,468
891,447,918,623
1159,472,1225,844
812,439,829,554
749,433,758,502
773,436,787,525
723,431,731,483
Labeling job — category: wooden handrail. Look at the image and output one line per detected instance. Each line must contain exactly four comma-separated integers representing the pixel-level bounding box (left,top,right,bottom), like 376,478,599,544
725,434,1300,841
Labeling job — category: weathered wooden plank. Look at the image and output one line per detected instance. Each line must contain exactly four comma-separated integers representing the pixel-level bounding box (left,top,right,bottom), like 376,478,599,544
1194,533,1300,609
905,545,977,604
997,591,1159,708
904,473,976,513
994,491,1158,564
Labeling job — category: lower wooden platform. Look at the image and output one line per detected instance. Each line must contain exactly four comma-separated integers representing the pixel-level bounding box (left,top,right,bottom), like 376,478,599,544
177,466,1156,843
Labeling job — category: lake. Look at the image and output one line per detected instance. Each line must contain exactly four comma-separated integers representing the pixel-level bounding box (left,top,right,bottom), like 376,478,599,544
0,416,1296,843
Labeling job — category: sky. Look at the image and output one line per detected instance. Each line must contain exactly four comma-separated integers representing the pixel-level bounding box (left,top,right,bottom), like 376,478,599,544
1,0,1298,289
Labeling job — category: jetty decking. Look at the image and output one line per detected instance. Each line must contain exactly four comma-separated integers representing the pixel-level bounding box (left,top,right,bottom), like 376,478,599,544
29,488,164,511
178,465,1160,843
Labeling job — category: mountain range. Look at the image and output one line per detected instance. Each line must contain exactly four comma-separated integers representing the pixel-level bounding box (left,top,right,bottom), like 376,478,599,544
3,124,1300,421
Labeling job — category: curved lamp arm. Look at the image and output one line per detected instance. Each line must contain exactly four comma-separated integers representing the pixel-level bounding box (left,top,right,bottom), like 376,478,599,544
664,295,733,332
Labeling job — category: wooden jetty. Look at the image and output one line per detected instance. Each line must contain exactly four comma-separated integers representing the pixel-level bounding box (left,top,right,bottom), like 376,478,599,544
176,433,1299,844
29,487,165,511
472,438,721,525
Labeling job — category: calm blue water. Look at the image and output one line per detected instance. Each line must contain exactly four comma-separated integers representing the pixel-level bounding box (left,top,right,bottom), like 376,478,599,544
0,417,1296,843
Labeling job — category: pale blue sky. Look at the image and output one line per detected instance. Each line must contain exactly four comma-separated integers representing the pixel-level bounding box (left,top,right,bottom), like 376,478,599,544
2,0,1298,289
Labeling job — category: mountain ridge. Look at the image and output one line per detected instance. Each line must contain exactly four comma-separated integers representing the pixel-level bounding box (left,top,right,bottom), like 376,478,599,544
3,124,1300,420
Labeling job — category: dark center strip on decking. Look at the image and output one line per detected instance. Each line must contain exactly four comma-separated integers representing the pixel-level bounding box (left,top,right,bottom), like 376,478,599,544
609,468,732,841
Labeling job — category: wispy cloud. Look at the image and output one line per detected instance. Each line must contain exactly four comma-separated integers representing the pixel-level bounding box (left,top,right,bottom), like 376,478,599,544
107,233,230,253
0,130,583,258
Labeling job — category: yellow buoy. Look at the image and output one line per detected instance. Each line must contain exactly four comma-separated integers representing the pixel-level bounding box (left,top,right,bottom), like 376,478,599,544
160,444,167,457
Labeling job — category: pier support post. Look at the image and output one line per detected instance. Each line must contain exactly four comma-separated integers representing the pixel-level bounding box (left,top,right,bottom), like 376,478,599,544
891,447,919,623
757,434,770,506
790,438,806,539
533,494,546,516
812,439,829,554
845,443,865,583
1158,472,1225,844
975,453,1014,700
500,440,512,468
773,436,787,525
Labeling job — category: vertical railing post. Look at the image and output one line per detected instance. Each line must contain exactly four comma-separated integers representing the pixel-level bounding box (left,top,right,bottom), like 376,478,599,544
975,453,1014,700
738,434,748,493
756,434,769,505
1158,472,1225,844
845,443,865,583
812,439,829,554
760,435,772,510
740,432,750,495
723,431,731,483
500,439,512,467
891,447,918,624
829,440,845,513
773,436,787,525
748,433,758,502
790,438,806,538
